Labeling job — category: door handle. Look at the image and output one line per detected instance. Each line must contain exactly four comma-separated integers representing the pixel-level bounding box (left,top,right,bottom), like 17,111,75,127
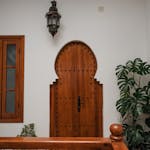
77,96,81,112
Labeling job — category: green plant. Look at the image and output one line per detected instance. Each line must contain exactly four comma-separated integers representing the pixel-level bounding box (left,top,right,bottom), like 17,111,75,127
17,123,37,137
115,58,150,150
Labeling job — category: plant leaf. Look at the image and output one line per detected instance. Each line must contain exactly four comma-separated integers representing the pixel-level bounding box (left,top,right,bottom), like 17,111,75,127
116,65,128,79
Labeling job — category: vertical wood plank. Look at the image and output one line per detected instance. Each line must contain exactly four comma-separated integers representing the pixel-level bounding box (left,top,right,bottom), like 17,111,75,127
1,40,7,119
0,40,2,119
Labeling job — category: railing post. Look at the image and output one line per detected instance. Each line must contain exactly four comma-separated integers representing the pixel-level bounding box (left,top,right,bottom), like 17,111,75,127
110,124,128,150
110,123,123,141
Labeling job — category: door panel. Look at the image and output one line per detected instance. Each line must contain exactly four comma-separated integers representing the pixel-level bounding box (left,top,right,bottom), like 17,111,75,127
50,41,103,137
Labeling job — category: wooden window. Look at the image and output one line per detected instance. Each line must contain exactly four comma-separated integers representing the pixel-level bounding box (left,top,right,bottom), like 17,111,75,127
0,36,24,122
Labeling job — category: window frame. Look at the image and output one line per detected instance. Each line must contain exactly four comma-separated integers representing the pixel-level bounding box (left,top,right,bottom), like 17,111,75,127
0,35,24,123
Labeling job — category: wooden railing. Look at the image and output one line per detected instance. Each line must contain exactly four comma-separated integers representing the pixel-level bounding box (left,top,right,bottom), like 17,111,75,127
0,124,128,150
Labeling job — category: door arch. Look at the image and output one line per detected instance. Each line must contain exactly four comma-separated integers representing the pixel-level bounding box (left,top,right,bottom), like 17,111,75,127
50,41,103,137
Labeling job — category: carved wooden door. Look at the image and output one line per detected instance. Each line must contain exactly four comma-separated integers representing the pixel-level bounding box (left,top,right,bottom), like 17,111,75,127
50,41,103,137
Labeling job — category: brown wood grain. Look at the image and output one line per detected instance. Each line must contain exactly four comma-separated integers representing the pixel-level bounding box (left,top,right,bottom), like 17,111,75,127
0,40,2,120
50,41,103,137
0,137,126,150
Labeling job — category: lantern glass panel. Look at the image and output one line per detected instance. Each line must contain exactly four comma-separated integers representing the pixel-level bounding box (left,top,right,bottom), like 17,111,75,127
52,17,57,25
47,16,52,25
56,18,60,26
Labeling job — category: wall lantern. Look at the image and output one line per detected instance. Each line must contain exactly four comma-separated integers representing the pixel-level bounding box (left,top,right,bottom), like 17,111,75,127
46,0,61,37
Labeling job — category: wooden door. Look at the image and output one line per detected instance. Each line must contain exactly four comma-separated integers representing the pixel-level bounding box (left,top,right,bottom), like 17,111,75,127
50,41,103,137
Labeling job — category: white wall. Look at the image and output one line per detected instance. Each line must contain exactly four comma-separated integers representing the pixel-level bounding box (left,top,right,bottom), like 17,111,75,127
145,0,150,61
0,0,148,137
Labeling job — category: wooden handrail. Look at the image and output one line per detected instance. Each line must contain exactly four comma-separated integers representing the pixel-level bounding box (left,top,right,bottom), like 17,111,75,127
0,124,128,150
0,137,112,149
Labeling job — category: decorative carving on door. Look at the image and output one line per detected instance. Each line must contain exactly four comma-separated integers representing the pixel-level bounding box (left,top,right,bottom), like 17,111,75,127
50,41,103,137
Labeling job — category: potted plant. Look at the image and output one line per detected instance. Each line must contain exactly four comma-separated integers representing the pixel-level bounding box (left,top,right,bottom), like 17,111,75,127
115,58,150,150
17,123,37,137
